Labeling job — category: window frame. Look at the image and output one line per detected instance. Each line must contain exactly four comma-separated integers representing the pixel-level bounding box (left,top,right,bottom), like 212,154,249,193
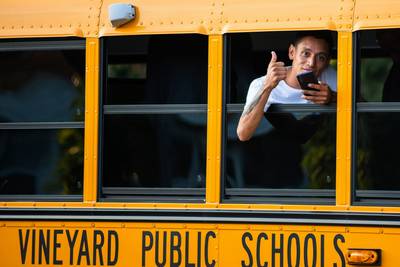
352,30,400,206
99,35,209,202
221,32,338,204
0,38,86,201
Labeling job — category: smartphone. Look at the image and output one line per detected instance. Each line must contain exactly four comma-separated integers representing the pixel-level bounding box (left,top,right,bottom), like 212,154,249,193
296,71,319,91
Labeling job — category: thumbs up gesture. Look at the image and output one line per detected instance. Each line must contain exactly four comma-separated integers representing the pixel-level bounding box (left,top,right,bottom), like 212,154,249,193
264,51,287,91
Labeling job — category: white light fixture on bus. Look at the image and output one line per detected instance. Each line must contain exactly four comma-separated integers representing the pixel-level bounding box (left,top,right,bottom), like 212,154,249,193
108,3,136,27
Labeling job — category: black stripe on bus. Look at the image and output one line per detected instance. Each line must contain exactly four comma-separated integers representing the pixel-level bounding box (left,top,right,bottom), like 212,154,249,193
1,208,400,227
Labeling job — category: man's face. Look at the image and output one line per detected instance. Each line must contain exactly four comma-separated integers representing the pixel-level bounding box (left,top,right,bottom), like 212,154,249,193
289,36,330,78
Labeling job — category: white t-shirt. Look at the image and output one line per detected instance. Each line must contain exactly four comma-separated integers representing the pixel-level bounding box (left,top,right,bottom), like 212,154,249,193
243,66,337,114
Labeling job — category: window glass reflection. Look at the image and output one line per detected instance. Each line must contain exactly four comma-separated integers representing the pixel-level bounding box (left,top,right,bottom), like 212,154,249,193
105,35,208,105
0,50,85,122
0,129,84,195
357,113,400,190
355,29,400,198
103,114,207,188
102,34,208,196
225,31,337,197
358,29,400,102
226,110,336,189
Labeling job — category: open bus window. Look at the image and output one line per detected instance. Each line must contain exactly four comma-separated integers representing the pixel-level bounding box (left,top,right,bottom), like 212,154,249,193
223,31,337,204
0,40,85,198
101,34,208,201
354,29,400,205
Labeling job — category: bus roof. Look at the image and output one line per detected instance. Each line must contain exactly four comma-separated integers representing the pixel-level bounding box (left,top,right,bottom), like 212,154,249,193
0,0,399,38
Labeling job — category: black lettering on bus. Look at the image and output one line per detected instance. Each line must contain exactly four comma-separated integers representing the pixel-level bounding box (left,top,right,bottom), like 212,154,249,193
31,229,36,264
304,234,316,267
205,231,216,267
38,229,50,264
287,233,300,267
66,230,79,265
142,231,153,267
93,230,104,265
272,233,284,267
18,229,30,264
197,232,202,267
256,233,268,267
107,230,119,265
241,232,253,267
77,230,90,265
320,235,325,267
170,231,182,267
333,234,345,267
185,231,195,267
53,229,63,265
155,231,167,267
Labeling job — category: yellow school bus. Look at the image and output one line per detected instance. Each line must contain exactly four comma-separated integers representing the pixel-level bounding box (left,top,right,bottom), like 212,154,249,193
1,0,400,266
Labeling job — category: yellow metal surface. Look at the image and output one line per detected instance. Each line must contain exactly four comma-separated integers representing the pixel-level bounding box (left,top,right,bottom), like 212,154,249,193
2,221,400,266
354,0,400,30
1,0,400,39
0,0,101,38
220,0,354,33
336,32,352,207
4,201,400,214
206,35,223,204
83,38,100,203
98,0,354,35
98,0,217,36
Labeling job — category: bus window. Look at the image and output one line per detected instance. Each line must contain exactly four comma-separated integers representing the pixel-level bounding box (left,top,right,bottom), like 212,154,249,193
101,34,208,201
0,40,85,198
223,31,337,203
355,29,400,204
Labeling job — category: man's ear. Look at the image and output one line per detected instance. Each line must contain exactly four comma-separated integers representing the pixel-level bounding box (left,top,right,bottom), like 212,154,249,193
288,44,295,60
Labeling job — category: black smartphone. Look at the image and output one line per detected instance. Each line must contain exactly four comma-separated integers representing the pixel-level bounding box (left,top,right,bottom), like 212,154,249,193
296,71,319,91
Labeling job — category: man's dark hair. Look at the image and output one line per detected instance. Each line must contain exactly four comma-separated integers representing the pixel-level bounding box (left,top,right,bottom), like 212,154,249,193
293,30,334,54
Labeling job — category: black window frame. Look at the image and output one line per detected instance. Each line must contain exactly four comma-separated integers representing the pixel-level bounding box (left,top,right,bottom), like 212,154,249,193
99,35,209,203
352,30,400,206
0,38,86,201
221,32,338,205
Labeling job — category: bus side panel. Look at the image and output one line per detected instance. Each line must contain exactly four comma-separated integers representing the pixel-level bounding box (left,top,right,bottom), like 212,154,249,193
0,221,398,266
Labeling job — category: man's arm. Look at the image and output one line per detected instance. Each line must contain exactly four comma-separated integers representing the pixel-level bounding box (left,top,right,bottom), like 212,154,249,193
237,51,287,141
237,87,271,141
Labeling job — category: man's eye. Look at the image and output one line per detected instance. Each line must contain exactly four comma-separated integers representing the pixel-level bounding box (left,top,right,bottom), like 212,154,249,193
301,51,310,57
317,54,328,62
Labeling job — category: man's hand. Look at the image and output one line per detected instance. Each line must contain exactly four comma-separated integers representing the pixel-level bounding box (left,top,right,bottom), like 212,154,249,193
302,82,336,104
263,51,287,92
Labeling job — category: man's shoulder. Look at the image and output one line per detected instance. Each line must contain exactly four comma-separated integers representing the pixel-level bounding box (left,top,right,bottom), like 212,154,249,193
250,75,266,87
320,66,337,92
